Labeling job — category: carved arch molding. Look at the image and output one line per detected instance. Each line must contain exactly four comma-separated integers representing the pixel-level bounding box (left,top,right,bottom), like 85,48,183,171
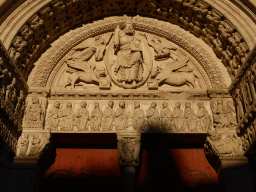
0,0,253,83
0,0,252,160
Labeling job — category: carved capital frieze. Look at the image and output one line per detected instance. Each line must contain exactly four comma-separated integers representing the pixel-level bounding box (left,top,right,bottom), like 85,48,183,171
117,132,141,167
204,129,246,174
16,130,50,157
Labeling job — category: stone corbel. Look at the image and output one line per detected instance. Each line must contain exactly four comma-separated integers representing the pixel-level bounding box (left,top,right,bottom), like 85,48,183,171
22,87,50,130
204,129,245,176
117,132,141,168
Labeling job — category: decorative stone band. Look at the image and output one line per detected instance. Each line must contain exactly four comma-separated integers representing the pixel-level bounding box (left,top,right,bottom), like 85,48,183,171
117,132,141,167
22,121,44,129
45,99,215,133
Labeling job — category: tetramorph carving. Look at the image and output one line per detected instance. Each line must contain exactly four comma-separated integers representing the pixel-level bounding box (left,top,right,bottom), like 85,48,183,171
151,58,200,89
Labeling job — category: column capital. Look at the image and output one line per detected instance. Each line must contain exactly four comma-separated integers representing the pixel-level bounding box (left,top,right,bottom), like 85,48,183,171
117,132,141,167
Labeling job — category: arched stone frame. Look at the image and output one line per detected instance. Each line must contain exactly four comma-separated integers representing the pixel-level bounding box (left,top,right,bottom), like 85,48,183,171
0,0,254,82
28,15,229,89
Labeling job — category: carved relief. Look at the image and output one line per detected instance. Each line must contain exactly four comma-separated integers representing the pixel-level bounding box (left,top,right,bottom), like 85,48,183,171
90,102,103,131
60,102,75,131
146,102,160,130
102,100,115,131
16,132,50,157
76,101,89,131
46,101,61,131
131,102,146,131
184,102,197,131
210,99,237,129
23,97,44,129
197,102,211,131
160,102,173,131
173,102,185,131
105,17,153,89
16,133,29,156
205,130,244,157
151,58,200,89
117,137,141,167
115,101,129,131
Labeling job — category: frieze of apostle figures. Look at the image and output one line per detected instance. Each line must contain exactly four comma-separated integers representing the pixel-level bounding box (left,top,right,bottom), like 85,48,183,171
44,100,215,132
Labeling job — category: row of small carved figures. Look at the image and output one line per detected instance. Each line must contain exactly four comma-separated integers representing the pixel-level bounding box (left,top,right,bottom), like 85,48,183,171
0,57,26,126
43,101,212,131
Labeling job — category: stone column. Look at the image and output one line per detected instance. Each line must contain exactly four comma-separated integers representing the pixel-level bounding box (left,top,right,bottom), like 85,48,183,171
0,87,55,192
117,132,141,192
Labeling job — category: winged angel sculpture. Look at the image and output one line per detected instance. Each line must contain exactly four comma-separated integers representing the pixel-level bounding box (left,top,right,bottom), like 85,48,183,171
64,33,113,88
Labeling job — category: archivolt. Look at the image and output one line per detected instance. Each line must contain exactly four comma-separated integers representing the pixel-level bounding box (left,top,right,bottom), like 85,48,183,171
0,0,255,82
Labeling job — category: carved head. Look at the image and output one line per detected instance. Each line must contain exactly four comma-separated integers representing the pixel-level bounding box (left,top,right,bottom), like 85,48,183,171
185,102,191,108
198,102,204,108
108,100,114,108
54,101,60,108
124,18,134,35
217,99,223,105
94,101,99,108
66,102,72,108
81,101,87,108
162,102,168,108
150,102,157,109
96,67,106,77
32,97,39,104
134,101,140,109
119,101,125,108
175,102,181,108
